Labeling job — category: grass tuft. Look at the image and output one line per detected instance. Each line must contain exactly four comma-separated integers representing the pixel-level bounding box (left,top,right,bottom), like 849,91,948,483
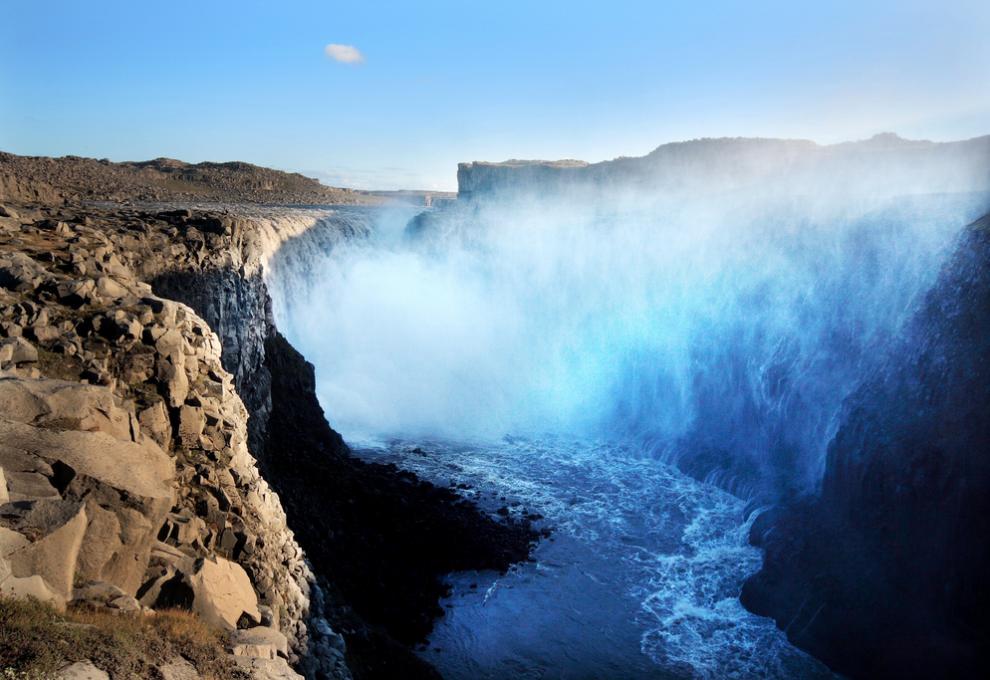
0,597,244,679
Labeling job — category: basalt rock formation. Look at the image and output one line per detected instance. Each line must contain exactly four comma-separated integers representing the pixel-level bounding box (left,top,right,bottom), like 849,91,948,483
0,162,537,679
149,214,539,680
0,202,342,679
742,213,990,679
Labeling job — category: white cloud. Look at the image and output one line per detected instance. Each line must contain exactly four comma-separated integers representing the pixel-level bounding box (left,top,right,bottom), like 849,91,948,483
324,44,364,64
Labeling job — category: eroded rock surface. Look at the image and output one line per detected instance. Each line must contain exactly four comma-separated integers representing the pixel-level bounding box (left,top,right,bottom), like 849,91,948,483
0,204,350,678
0,194,536,680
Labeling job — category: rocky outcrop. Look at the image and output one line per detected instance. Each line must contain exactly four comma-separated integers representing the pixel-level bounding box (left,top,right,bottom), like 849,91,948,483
741,213,990,679
0,196,537,680
0,202,349,679
0,377,173,606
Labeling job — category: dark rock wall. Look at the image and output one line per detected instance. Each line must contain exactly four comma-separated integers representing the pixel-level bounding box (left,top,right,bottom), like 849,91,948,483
151,268,274,454
151,220,537,680
742,215,990,679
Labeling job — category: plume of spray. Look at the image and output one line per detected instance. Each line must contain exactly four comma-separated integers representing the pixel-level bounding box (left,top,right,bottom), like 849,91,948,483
269,137,990,499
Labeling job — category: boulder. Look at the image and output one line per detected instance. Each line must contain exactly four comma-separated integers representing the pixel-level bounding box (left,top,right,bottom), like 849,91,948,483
57,660,109,680
232,657,304,680
95,276,129,300
71,580,128,607
158,658,201,680
187,556,261,630
159,355,189,407
0,252,47,291
0,563,65,607
108,594,141,612
1,499,88,599
178,404,206,448
138,401,172,449
0,378,134,441
0,378,174,595
229,626,289,660
56,279,96,308
0,337,38,367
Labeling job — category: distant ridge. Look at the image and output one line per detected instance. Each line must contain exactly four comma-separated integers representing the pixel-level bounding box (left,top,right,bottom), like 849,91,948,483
0,151,381,206
456,133,990,199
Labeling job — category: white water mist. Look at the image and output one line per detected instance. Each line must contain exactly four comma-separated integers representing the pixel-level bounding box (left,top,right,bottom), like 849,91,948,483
269,184,984,496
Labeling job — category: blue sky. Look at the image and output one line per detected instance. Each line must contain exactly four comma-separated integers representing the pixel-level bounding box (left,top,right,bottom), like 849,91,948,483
2,1,988,190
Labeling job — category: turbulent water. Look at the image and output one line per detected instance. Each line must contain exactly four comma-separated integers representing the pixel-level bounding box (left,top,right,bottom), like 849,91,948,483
354,436,834,679
267,190,986,678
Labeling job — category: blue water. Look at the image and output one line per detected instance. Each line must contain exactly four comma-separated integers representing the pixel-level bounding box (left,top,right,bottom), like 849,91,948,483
355,437,835,679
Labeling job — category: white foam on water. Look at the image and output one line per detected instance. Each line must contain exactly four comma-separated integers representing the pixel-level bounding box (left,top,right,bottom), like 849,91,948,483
355,437,836,679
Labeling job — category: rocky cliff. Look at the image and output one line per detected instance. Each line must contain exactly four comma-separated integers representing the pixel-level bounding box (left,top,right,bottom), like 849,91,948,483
742,212,990,679
0,181,536,679
456,134,990,200
0,202,345,679
148,208,538,679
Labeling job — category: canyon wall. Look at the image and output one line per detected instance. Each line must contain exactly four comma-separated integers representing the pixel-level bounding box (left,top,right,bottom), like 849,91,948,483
156,209,537,679
0,196,537,680
0,204,345,679
742,213,990,678
434,135,990,677
130,207,537,679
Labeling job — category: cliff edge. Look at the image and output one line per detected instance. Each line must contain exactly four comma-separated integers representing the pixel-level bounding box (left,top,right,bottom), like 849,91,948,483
0,155,537,680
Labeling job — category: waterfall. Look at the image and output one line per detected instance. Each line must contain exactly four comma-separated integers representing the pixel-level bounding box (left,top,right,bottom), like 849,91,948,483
267,190,987,499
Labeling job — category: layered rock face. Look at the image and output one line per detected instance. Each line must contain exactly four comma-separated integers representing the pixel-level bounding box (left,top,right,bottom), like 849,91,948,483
0,378,173,606
0,203,348,679
742,214,990,679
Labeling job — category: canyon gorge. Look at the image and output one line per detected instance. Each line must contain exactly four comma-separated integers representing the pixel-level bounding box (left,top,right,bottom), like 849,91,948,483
1,133,988,679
